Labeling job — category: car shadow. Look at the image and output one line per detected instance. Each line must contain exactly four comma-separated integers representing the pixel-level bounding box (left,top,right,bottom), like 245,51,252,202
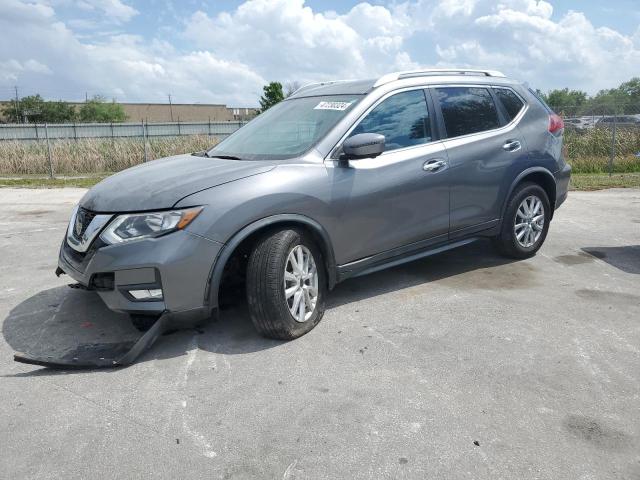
2,286,139,377
327,239,517,308
3,240,517,376
582,245,640,275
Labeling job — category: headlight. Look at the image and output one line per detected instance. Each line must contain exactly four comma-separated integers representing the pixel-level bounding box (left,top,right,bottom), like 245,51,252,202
100,207,203,245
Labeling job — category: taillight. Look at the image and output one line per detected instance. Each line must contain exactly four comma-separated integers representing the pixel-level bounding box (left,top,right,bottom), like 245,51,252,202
549,113,564,133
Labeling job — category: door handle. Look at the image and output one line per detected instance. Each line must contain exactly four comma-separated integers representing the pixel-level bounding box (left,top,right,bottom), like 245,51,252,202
503,140,522,152
423,159,447,172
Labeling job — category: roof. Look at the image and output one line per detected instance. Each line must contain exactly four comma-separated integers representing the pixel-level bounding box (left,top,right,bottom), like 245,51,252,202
289,69,510,99
289,79,376,98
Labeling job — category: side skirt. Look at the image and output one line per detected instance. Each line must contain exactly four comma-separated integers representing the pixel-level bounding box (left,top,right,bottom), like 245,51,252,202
336,237,480,282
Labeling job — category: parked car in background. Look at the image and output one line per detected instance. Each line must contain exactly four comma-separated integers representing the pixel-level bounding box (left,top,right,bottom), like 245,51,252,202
562,116,600,131
563,117,589,131
57,68,570,340
596,115,640,128
563,118,582,129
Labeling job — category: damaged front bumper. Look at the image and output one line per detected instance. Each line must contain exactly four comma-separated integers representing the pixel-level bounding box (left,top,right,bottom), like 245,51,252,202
14,229,223,369
57,228,223,328
14,312,171,368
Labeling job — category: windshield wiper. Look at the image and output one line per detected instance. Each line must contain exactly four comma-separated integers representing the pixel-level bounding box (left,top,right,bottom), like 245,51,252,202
207,154,244,160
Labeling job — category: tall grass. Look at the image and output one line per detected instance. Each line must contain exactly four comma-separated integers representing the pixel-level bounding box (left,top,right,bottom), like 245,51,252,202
0,130,639,176
0,135,217,176
564,127,640,173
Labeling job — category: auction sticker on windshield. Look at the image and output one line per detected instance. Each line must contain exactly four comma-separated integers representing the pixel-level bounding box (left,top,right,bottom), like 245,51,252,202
314,101,353,111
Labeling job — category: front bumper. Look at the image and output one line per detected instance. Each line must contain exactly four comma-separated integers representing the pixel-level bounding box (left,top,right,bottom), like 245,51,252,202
58,229,223,326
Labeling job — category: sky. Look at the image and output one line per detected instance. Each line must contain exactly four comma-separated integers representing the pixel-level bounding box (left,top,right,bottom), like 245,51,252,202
1,0,639,107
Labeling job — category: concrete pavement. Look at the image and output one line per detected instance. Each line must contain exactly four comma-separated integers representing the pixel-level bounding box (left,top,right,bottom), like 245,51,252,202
1,188,639,479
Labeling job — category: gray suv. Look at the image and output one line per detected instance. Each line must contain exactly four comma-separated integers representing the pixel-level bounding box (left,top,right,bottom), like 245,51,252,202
58,69,571,340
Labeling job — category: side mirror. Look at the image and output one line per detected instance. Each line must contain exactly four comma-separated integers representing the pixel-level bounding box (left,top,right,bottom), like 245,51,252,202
341,133,385,163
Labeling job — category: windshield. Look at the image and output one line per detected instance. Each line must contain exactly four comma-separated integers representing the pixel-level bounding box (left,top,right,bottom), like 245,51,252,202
207,95,362,160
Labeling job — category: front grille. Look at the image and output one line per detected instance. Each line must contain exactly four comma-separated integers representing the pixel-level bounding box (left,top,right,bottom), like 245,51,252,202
64,214,107,272
73,207,97,238
64,239,86,262
64,235,106,263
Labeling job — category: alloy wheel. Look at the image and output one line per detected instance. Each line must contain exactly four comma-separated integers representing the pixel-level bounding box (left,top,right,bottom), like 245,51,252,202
514,195,545,248
284,245,318,322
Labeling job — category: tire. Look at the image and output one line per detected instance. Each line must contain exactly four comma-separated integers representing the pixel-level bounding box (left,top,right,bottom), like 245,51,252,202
246,228,326,340
493,182,551,259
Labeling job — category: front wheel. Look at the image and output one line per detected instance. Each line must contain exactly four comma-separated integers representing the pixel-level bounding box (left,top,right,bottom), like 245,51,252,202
246,229,326,340
493,182,551,259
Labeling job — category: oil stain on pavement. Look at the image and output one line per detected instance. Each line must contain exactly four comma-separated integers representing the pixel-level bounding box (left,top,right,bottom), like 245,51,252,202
563,414,634,451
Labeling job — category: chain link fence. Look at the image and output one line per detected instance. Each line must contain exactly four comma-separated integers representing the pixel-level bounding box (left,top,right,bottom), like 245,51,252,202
1,105,640,178
0,120,245,141
549,104,640,176
0,120,246,178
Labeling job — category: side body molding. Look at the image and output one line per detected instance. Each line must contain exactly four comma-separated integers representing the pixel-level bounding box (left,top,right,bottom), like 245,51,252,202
206,214,337,309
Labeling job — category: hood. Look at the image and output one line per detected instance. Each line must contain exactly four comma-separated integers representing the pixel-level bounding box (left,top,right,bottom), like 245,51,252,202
80,154,276,212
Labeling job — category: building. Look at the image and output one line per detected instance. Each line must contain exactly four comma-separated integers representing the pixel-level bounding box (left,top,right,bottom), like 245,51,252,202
0,101,258,123
111,103,258,122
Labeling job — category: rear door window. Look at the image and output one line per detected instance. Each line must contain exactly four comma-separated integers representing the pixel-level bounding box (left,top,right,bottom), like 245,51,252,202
350,89,431,152
494,88,525,121
435,87,500,138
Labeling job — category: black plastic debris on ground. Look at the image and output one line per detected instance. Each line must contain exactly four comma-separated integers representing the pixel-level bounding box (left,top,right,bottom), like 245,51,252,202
14,341,137,368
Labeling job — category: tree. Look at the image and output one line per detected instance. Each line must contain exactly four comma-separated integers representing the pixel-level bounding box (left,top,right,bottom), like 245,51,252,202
589,77,640,114
41,100,77,123
543,88,588,116
2,95,44,123
284,81,302,98
618,77,640,99
1,94,76,123
259,82,284,112
78,96,127,122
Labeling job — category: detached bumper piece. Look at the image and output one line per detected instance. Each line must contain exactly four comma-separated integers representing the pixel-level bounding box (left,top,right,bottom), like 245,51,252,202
13,312,170,369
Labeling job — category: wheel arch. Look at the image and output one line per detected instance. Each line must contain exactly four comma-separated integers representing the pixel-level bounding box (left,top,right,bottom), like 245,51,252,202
502,167,557,221
205,214,337,309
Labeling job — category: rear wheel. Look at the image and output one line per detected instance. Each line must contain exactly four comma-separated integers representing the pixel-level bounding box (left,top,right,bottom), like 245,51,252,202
246,229,326,340
493,182,550,259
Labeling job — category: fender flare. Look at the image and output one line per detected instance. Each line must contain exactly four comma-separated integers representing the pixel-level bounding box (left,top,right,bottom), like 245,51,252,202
500,167,557,221
206,214,337,309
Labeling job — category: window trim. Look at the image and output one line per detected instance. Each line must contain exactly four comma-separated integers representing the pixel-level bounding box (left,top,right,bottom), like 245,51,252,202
429,84,529,142
328,86,439,160
492,86,527,124
488,88,510,127
431,85,503,140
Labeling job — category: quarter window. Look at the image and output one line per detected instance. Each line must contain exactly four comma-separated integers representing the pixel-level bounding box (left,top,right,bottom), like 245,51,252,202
350,90,431,152
435,87,500,138
494,88,525,121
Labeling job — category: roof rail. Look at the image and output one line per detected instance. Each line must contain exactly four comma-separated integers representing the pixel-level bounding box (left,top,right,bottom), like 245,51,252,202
373,69,506,88
291,79,354,96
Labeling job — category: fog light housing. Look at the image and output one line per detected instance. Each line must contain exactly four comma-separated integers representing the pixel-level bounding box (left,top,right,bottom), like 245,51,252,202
128,288,163,300
90,272,115,291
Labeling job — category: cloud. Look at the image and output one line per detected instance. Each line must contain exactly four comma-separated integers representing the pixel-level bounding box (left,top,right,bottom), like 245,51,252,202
0,59,52,82
183,0,640,96
0,1,263,105
75,0,138,23
1,0,639,105
184,0,415,84
457,6,640,92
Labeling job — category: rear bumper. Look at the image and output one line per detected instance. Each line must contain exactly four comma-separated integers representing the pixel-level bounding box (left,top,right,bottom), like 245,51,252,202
554,162,571,209
58,230,223,327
